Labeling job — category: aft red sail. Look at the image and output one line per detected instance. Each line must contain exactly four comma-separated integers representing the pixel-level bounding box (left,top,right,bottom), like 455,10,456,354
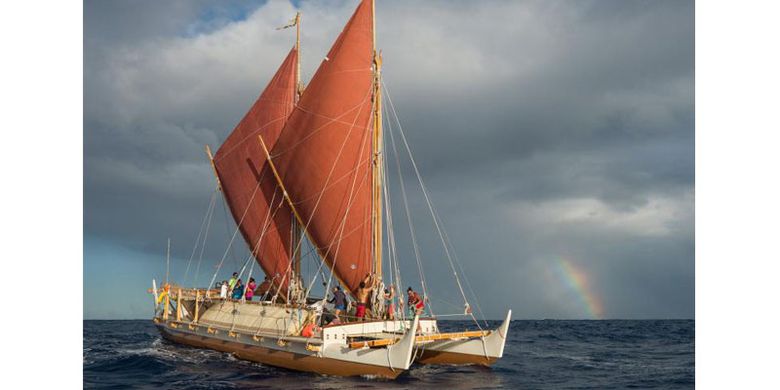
269,0,375,295
213,47,298,291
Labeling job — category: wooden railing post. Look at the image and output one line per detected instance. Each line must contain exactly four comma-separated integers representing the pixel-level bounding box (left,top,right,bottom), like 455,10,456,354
163,293,170,321
176,288,182,321
194,289,201,323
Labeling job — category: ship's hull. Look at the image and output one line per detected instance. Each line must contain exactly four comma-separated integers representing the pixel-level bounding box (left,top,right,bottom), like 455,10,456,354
156,324,403,378
415,310,512,366
152,300,420,379
152,291,509,377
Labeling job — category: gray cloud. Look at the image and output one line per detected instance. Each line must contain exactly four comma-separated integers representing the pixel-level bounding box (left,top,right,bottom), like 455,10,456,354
84,0,694,319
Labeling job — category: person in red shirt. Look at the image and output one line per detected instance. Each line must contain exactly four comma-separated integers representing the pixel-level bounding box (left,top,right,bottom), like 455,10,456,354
407,287,424,316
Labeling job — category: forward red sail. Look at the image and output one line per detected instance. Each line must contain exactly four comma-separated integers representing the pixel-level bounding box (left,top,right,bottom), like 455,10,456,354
213,47,298,292
269,0,375,295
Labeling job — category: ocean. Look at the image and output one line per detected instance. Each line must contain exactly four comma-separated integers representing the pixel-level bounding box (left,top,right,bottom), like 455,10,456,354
83,319,694,389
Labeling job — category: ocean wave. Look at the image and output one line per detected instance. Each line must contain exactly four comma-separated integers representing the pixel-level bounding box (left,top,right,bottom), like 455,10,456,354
83,319,694,389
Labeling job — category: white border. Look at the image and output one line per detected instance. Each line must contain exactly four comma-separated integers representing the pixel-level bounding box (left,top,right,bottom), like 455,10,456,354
0,1,83,387
697,0,780,387
4,0,780,387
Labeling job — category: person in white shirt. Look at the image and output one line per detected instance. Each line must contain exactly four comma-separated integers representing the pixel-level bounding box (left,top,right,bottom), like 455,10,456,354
220,280,228,299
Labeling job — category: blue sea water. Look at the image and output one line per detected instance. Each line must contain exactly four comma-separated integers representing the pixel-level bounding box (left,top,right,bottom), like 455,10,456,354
83,319,694,389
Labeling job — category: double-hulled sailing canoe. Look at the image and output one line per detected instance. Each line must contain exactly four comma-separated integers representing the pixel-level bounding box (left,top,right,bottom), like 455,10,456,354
150,0,511,378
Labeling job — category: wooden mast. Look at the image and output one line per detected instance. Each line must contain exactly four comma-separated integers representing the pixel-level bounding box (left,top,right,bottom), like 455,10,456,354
371,0,383,279
292,11,303,291
295,12,303,99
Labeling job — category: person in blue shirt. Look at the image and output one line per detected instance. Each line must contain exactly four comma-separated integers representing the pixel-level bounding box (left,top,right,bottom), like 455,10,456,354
231,279,244,300
328,286,348,322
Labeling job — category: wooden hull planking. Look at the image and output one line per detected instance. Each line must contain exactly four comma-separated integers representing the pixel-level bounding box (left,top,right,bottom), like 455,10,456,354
416,349,498,366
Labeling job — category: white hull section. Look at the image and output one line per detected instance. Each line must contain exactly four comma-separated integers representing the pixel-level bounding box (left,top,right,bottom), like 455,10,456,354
416,310,511,365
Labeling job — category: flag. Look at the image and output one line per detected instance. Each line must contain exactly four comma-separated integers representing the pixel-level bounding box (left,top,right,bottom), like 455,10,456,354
276,17,297,30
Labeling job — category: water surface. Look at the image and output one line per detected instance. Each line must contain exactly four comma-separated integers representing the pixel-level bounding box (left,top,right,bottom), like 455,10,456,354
84,319,694,389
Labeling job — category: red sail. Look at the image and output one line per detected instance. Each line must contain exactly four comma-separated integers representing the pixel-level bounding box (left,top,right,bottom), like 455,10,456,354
269,0,375,295
213,47,298,291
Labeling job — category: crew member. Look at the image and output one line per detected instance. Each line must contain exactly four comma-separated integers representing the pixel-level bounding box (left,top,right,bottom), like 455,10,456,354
328,286,347,322
355,273,376,321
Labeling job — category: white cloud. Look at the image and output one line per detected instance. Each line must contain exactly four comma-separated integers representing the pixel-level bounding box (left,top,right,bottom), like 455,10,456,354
509,190,693,238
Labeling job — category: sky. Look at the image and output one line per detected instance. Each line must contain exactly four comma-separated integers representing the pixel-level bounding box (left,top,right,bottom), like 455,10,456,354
84,0,694,320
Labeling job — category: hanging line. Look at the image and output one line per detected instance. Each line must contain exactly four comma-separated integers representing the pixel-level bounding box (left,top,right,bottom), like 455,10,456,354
381,130,405,323
383,90,434,317
384,78,482,326
207,169,267,290
434,208,490,328
194,189,218,287
220,194,243,273
182,189,217,286
230,186,285,298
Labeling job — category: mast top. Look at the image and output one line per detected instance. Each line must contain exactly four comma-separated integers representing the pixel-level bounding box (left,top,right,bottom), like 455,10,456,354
295,12,303,100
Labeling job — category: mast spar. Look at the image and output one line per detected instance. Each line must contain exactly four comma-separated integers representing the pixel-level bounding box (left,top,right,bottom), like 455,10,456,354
292,11,303,292
371,0,383,279
295,11,303,100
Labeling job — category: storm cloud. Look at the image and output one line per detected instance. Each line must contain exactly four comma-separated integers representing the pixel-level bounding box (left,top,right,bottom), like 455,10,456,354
84,0,693,319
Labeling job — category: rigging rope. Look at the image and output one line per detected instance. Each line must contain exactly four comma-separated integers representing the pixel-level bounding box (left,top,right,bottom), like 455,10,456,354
230,187,285,293
435,210,490,328
182,190,217,286
384,79,483,326
382,140,405,322
220,195,242,272
194,190,218,287
384,96,434,317
207,171,266,290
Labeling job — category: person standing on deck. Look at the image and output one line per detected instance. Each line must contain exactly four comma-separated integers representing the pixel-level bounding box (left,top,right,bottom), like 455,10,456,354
228,272,238,293
384,286,396,320
328,286,348,322
231,279,244,300
355,273,376,321
245,278,256,301
256,275,272,300
407,287,424,316
219,280,228,299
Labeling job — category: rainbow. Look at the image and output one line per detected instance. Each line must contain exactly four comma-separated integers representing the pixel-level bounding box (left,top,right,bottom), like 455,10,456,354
554,258,604,319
